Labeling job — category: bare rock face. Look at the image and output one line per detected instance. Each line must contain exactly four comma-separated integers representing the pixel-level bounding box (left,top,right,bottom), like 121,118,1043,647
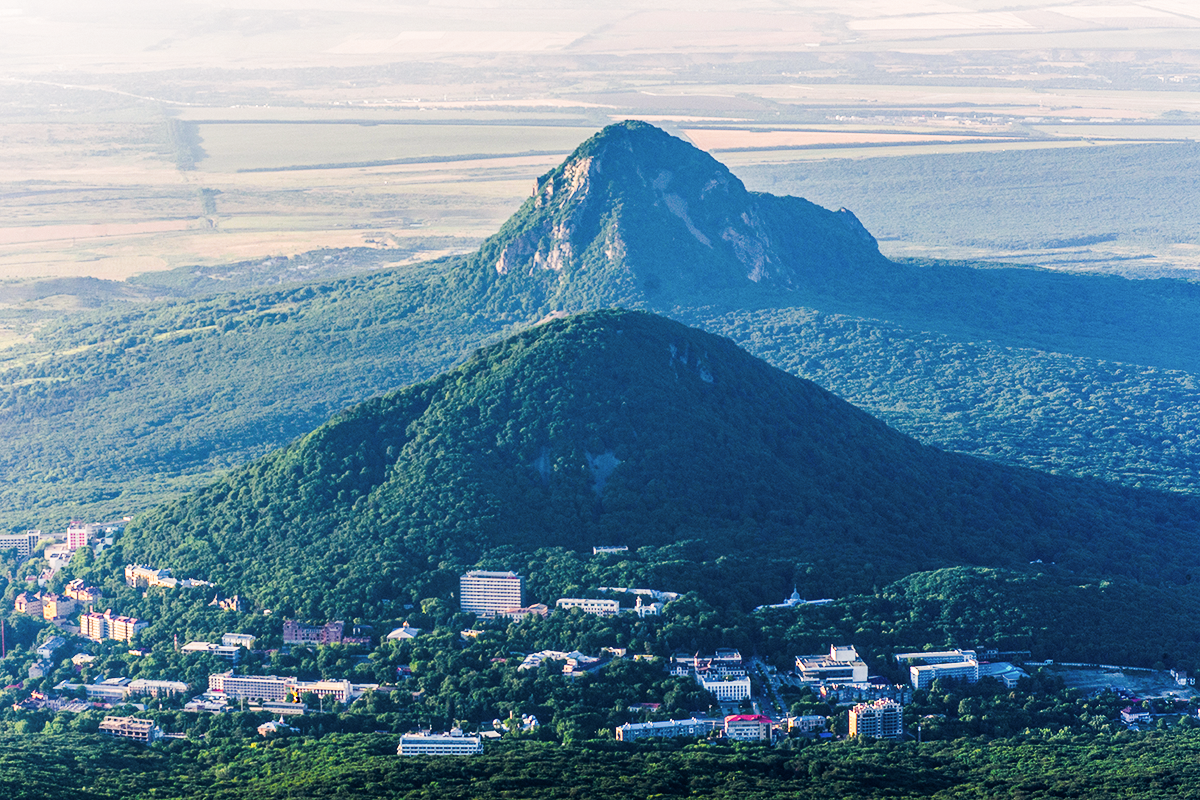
468,120,889,311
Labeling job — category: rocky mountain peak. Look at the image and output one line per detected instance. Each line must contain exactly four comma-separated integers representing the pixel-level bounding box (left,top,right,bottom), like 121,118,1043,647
459,121,889,312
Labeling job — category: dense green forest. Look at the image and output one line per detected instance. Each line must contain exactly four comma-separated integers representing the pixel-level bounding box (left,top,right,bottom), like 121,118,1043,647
95,311,1200,621
8,724,1200,799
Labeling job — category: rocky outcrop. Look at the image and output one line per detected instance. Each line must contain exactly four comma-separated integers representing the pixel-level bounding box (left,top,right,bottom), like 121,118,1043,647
468,121,888,309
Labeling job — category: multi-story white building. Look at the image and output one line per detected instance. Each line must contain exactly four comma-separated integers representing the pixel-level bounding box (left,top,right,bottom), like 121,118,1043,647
207,671,374,704
222,633,257,649
128,679,189,697
292,679,354,703
459,571,523,615
910,658,980,690
795,645,870,686
850,699,903,739
895,649,977,666
0,531,39,561
181,641,242,663
555,597,620,616
397,730,483,755
724,714,773,741
208,671,294,702
80,610,148,642
699,674,752,702
615,717,722,741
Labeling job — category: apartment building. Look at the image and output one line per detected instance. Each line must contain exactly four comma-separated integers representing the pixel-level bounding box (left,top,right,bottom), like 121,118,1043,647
849,699,903,739
40,593,77,622
615,717,722,741
66,522,91,552
80,610,148,642
14,592,42,617
0,531,39,561
64,578,102,605
724,714,773,741
459,571,523,615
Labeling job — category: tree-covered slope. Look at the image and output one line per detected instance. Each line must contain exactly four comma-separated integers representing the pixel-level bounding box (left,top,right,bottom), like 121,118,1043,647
111,311,1200,619
4,122,1200,529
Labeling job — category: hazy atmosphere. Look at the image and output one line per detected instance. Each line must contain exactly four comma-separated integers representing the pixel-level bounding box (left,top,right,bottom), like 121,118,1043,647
4,4,1200,799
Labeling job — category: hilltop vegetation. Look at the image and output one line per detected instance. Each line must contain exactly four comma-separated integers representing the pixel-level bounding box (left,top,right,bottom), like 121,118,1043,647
104,311,1200,621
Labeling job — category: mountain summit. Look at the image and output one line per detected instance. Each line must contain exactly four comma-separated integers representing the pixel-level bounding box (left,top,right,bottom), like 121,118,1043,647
452,121,887,311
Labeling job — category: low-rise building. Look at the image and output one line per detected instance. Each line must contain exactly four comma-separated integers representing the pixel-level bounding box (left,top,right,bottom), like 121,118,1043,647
282,619,345,646
615,717,722,741
850,699,903,739
795,645,870,686
36,635,67,661
397,730,483,756
99,716,162,743
555,597,620,616
518,650,600,672
64,578,102,605
724,714,773,741
978,661,1029,688
14,592,42,617
181,641,242,663
497,603,549,621
386,625,421,640
221,633,257,649
1121,707,1152,726
80,610,148,643
257,719,295,737
788,714,827,734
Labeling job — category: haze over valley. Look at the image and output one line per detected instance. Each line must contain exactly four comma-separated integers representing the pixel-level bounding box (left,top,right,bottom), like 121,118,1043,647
3,4,1200,799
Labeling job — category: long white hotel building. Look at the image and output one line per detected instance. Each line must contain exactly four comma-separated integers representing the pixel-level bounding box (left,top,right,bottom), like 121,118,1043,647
459,571,524,615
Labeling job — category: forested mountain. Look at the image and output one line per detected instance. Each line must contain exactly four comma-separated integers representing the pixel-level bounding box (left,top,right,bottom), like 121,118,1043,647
111,311,1200,619
3,122,1200,528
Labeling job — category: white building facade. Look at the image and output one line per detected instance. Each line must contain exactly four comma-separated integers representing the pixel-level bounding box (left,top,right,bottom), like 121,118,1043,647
459,571,524,615
397,731,483,755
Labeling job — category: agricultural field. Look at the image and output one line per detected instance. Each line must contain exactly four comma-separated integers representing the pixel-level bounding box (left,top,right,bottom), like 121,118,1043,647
1,0,1199,304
